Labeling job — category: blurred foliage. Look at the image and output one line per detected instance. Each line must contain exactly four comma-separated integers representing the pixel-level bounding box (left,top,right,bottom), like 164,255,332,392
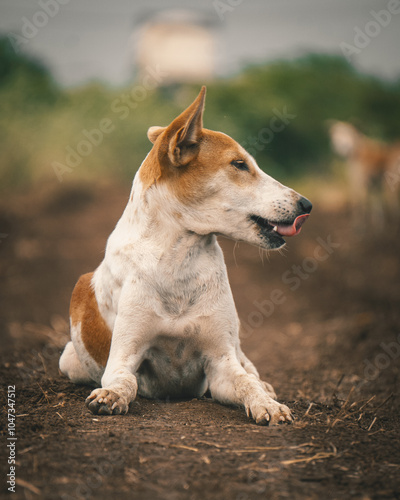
1,36,400,190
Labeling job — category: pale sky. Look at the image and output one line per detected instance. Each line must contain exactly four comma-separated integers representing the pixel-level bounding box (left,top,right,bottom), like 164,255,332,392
1,0,399,87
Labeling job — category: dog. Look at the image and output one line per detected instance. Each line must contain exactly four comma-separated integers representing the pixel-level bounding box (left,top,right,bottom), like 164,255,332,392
328,120,400,226
59,87,312,425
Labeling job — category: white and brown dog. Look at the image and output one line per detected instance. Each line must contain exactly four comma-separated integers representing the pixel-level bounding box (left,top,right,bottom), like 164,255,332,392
59,87,312,425
329,120,400,224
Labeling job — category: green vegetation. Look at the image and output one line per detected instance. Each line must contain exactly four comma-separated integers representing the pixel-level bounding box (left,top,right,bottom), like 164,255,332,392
1,37,400,190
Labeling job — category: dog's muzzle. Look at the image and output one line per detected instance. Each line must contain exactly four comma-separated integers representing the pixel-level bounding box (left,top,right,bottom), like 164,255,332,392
249,196,312,247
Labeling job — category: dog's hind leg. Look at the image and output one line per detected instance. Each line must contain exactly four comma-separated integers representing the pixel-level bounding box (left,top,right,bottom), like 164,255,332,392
239,349,276,399
59,341,95,385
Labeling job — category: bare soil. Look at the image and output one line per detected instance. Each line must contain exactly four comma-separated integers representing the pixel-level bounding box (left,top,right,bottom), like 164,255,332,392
0,181,399,500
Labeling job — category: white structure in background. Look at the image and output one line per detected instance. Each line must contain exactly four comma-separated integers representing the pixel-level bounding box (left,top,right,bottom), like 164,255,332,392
132,9,218,84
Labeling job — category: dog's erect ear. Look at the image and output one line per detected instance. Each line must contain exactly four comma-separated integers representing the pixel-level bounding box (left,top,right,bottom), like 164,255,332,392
167,86,206,166
147,126,166,144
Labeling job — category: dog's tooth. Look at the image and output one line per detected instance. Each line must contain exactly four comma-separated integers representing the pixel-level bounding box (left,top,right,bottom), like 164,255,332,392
273,226,277,232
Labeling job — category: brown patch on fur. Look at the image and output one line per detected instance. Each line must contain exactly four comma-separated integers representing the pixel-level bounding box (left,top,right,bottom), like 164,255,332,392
70,272,111,367
139,147,163,191
138,129,259,202
140,87,206,190
160,129,259,202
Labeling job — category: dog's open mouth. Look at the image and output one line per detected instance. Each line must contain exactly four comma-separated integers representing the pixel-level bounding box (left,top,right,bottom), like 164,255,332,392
250,214,310,238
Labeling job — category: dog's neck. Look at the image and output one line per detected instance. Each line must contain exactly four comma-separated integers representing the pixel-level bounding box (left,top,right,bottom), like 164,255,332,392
116,172,216,270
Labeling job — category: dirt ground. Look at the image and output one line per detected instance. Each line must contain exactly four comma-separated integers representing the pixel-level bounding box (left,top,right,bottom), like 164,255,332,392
0,181,399,500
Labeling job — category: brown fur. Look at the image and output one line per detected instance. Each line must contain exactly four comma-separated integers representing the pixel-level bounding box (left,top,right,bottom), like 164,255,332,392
140,129,259,203
70,272,111,367
139,147,163,191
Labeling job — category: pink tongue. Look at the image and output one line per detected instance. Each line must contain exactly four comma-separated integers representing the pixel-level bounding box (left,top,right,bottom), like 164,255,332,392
275,214,309,237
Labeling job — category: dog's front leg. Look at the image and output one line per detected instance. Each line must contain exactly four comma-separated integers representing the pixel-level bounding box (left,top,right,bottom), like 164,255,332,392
238,349,277,399
206,349,292,425
85,310,146,416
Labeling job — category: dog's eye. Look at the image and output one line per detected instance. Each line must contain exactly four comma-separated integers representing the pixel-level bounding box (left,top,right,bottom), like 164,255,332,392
231,160,249,172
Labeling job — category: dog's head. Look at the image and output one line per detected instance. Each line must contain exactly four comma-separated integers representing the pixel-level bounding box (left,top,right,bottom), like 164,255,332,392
140,86,312,250
328,120,359,158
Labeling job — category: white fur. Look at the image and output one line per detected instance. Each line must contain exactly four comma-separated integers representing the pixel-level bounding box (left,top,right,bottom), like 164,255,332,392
59,339,94,385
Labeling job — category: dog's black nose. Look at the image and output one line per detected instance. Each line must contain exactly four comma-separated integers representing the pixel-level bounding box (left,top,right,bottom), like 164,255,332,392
298,196,312,214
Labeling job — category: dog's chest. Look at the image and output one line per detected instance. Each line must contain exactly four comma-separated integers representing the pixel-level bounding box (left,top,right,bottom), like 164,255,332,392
153,271,217,317
140,239,229,319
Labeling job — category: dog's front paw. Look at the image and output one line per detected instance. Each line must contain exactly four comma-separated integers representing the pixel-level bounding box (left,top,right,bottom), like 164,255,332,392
248,398,293,426
85,388,129,415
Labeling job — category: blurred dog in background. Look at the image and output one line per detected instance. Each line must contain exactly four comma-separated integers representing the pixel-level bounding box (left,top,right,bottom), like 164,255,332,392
329,121,400,228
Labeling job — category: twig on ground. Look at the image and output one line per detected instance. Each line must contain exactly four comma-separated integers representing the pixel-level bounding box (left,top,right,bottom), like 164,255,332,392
15,478,40,495
282,451,336,466
374,393,394,411
36,383,50,403
170,444,199,452
367,417,377,432
304,402,314,417
358,395,376,412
